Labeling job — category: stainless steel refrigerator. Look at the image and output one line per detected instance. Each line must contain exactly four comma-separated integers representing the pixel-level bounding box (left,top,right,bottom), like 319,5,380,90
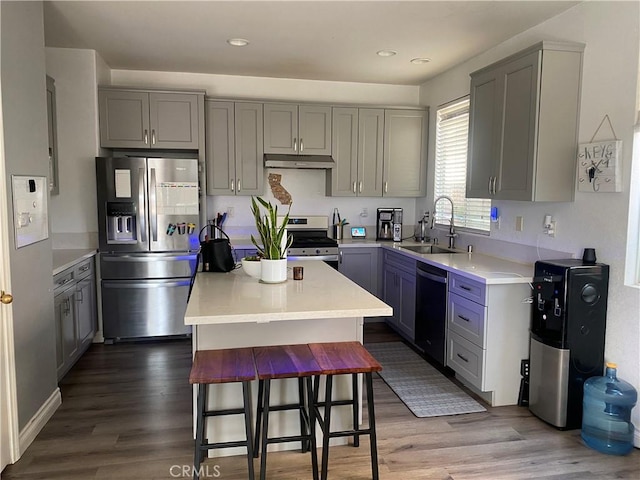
96,156,200,341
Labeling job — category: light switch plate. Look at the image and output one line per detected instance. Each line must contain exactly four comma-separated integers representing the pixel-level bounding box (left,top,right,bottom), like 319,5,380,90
11,175,48,248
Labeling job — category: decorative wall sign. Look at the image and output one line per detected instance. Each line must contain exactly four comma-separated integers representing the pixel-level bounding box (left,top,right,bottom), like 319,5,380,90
577,115,622,193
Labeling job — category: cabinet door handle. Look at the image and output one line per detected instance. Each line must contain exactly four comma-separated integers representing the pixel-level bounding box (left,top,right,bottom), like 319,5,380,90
488,177,492,195
491,176,497,195
458,314,470,322
151,129,156,145
144,129,149,145
76,289,84,303
384,181,388,194
339,250,343,264
300,138,304,152
237,179,241,192
293,138,298,153
359,181,363,193
353,181,357,194
457,353,469,363
230,179,235,192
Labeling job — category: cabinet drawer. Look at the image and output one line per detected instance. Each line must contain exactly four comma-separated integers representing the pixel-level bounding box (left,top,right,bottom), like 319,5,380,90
74,258,94,280
383,250,416,274
448,292,487,348
53,267,75,292
449,273,486,304
447,331,484,391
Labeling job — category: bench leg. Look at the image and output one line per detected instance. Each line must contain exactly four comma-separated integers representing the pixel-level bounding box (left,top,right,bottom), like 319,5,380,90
193,383,207,480
259,380,271,480
320,375,333,480
352,373,360,448
365,372,379,480
253,379,264,458
306,376,319,480
242,381,256,480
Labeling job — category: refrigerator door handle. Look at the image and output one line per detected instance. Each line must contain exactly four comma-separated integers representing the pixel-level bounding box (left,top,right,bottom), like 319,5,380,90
138,168,147,243
102,280,190,289
150,168,158,242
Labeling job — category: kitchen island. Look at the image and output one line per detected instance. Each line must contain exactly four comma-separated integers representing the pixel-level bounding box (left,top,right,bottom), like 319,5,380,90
184,260,392,456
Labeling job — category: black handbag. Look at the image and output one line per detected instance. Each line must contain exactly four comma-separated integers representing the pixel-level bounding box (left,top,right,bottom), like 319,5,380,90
199,225,235,273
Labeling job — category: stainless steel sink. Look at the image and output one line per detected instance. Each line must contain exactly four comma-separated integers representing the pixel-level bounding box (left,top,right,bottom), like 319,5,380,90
401,245,458,254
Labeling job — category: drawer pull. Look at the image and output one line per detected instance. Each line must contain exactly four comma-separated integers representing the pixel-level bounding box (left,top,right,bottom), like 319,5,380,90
456,353,469,363
459,285,472,292
57,278,71,286
79,265,90,272
458,314,471,322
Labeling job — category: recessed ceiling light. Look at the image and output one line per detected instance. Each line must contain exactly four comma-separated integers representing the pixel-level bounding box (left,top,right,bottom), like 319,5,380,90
410,58,431,65
227,38,249,47
377,50,397,57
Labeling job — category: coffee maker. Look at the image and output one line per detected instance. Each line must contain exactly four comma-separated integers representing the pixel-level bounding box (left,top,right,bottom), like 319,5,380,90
377,208,403,241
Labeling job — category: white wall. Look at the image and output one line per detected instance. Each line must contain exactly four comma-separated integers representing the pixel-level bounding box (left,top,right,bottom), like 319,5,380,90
419,0,640,444
110,70,420,106
1,0,58,431
46,48,105,248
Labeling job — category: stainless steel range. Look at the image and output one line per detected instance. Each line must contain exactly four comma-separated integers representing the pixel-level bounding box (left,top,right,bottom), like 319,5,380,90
278,215,339,267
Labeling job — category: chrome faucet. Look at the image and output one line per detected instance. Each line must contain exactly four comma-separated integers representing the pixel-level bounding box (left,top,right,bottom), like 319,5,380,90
431,195,457,249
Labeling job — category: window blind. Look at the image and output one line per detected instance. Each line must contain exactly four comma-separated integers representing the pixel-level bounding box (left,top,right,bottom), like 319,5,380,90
434,97,491,233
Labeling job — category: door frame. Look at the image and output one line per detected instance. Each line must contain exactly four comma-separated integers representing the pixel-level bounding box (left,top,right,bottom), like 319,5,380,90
0,75,20,469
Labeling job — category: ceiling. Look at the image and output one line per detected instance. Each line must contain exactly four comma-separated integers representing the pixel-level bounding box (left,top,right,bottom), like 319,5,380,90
43,1,579,86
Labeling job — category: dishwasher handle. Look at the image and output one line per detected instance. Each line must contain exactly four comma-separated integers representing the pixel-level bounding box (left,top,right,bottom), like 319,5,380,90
416,268,447,284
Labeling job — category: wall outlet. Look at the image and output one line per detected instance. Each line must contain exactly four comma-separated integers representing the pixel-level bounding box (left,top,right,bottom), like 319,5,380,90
360,207,368,217
516,216,524,232
226,206,234,217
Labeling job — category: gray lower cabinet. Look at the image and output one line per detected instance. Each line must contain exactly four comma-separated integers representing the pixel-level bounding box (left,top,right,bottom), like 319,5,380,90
99,88,202,149
382,250,416,341
264,103,332,155
206,101,264,195
466,41,584,201
53,257,97,381
338,247,379,296
327,107,427,197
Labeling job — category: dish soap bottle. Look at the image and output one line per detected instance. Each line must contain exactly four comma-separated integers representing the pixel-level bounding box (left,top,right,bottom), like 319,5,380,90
581,362,637,455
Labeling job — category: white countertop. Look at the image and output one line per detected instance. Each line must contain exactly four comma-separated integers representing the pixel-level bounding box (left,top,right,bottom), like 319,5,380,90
185,260,392,325
385,243,533,284
52,249,97,275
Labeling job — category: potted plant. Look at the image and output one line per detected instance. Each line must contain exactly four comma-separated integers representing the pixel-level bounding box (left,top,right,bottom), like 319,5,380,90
250,197,293,283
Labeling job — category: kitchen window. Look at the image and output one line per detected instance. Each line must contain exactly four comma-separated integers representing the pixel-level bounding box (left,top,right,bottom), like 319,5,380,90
434,97,491,233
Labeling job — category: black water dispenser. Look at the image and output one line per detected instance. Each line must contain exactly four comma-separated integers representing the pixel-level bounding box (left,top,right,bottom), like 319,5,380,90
528,259,609,429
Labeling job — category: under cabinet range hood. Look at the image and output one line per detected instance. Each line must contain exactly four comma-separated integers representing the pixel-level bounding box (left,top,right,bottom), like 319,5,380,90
264,154,335,169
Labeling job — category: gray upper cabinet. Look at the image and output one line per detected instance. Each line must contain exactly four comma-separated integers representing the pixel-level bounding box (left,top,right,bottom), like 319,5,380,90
46,75,59,195
264,103,331,155
383,109,428,197
206,100,263,196
99,89,201,149
327,108,384,197
467,41,584,202
328,107,426,197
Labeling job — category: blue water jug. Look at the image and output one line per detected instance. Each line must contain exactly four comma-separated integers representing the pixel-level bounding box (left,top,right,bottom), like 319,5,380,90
581,362,637,455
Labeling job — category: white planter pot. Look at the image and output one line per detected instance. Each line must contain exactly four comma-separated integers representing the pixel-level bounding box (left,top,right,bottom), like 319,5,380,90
260,258,288,283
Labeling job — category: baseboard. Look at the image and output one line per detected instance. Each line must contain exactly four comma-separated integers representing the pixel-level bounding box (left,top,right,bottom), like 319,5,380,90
18,388,62,454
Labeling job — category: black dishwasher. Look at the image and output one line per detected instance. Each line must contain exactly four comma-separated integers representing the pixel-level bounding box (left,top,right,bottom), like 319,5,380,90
415,263,448,366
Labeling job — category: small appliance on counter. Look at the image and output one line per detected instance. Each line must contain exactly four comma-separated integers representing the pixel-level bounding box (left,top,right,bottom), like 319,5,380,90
376,207,403,241
528,257,609,430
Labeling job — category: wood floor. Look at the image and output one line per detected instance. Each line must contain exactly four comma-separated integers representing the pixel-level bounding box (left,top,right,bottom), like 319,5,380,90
3,323,639,479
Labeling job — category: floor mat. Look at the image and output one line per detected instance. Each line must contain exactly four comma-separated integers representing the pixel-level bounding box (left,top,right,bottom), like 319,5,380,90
365,341,487,418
